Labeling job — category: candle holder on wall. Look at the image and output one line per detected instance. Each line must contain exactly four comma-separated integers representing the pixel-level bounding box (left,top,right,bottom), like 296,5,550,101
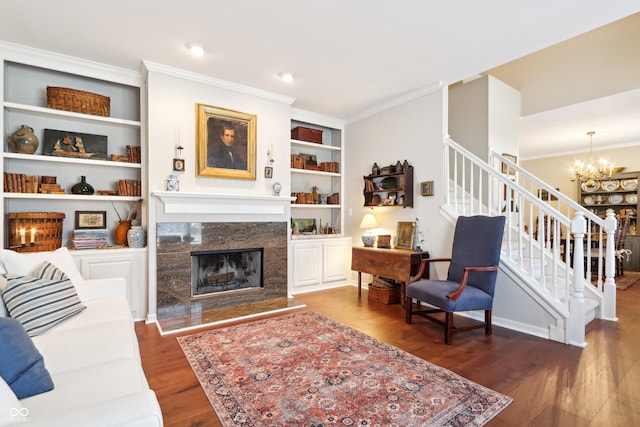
265,144,275,178
173,144,185,172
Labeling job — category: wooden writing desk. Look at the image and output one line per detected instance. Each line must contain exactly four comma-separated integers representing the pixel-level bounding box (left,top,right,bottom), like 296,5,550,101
351,246,429,304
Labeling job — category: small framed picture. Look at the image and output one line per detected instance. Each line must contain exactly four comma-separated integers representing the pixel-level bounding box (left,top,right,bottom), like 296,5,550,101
264,166,273,178
75,211,107,229
396,221,416,250
173,158,185,172
420,181,434,196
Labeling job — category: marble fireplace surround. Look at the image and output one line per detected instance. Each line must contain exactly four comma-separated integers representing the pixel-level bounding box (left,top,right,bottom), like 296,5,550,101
153,192,293,323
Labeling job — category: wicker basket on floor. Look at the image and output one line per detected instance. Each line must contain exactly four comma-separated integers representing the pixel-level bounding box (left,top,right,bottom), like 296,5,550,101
8,212,65,252
368,276,401,304
47,86,110,117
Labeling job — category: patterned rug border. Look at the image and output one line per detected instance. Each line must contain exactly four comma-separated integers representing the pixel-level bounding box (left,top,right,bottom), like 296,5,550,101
615,271,640,290
178,311,513,426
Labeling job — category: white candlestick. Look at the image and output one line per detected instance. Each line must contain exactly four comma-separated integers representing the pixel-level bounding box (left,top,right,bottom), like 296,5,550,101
30,228,36,244
270,144,274,161
19,228,25,245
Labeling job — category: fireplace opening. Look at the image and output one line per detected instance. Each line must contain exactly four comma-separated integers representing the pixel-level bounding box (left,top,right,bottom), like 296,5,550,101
191,248,263,297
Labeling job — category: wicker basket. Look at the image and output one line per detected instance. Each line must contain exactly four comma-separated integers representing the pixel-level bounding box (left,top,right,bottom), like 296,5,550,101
8,212,65,253
47,86,110,117
368,276,401,304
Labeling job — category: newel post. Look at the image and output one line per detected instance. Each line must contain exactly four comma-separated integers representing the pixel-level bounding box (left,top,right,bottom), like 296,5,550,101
602,209,618,321
569,212,587,347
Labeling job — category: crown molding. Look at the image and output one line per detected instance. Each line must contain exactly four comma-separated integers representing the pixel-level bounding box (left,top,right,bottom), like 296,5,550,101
346,81,443,124
0,41,142,87
142,60,296,106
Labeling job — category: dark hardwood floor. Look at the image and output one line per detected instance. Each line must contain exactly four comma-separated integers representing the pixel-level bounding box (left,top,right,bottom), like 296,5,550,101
135,281,640,426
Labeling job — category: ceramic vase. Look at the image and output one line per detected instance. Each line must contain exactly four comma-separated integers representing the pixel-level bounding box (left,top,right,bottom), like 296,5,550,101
273,182,282,196
115,220,132,246
167,174,180,191
127,226,146,248
71,176,95,195
8,125,39,154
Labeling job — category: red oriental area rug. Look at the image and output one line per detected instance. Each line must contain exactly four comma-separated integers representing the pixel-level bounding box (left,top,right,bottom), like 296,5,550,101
177,311,512,426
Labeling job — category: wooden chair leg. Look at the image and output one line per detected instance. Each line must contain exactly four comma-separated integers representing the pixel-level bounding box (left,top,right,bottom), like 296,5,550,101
485,310,492,336
444,312,454,345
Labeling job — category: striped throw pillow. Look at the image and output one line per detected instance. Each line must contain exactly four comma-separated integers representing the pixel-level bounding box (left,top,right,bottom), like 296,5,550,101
0,262,86,336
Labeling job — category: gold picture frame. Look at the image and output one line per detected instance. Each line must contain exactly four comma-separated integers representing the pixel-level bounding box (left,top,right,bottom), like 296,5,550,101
395,221,416,250
196,103,256,179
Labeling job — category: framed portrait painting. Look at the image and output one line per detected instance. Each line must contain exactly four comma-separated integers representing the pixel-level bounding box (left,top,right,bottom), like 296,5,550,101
196,103,257,179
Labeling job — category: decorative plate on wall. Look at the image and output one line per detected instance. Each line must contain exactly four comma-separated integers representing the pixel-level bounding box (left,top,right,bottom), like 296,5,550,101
608,194,624,204
581,181,600,192
621,179,638,191
601,180,620,191
625,193,638,204
379,176,397,190
583,195,596,205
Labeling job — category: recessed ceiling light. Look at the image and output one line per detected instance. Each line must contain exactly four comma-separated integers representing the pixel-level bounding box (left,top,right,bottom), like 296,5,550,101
186,42,205,57
279,71,294,82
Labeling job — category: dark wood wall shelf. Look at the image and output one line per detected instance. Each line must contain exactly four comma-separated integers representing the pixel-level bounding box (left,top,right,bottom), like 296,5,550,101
363,164,413,208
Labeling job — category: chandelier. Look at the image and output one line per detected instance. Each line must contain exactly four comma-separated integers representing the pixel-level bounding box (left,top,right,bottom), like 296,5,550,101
569,131,614,183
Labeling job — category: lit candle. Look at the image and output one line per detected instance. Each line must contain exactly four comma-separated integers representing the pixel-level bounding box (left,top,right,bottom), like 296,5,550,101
30,228,36,244
19,228,26,245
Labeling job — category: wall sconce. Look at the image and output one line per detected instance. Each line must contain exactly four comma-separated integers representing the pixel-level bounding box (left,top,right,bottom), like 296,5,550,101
359,212,379,247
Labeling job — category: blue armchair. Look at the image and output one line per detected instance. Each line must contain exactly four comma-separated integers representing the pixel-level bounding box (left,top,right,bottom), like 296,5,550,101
405,215,505,344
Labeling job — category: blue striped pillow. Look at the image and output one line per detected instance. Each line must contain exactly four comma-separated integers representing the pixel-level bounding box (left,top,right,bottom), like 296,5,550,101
1,262,86,337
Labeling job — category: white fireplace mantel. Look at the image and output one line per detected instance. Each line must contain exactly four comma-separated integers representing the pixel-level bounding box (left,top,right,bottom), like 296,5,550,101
153,191,295,217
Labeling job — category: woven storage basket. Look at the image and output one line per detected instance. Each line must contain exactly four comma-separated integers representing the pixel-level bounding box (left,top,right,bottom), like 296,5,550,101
8,212,65,253
368,276,401,304
47,86,110,117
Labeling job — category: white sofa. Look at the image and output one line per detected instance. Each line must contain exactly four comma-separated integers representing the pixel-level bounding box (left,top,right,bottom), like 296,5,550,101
0,248,162,427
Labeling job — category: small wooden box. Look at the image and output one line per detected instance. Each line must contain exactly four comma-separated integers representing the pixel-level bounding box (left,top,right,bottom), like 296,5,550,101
291,126,323,144
377,235,391,248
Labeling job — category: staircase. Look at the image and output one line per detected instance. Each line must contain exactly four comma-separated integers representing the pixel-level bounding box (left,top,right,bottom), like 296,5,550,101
443,137,618,347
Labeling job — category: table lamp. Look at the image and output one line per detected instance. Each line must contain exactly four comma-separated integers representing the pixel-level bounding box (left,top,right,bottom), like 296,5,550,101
359,212,379,247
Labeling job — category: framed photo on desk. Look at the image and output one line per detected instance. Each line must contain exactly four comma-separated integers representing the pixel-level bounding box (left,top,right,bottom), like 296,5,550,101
396,221,416,249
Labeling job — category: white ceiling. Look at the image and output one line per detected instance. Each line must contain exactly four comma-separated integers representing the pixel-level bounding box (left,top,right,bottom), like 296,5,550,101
0,1,638,159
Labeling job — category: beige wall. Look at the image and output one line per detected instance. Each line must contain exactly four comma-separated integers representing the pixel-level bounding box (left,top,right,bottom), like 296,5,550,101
344,88,452,279
521,144,640,203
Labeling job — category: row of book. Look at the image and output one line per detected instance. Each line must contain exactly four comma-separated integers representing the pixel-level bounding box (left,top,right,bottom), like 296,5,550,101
116,179,142,197
4,173,142,196
3,173,64,194
364,175,406,192
110,145,141,163
72,229,108,249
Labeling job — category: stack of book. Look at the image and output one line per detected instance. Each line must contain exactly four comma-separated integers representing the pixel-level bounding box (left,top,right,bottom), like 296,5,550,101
72,229,108,249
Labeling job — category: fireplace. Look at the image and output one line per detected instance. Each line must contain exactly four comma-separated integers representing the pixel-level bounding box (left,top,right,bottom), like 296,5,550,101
156,221,288,320
191,248,263,297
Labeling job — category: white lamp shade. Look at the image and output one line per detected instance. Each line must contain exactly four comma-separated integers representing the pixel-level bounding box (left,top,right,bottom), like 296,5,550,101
359,213,378,229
